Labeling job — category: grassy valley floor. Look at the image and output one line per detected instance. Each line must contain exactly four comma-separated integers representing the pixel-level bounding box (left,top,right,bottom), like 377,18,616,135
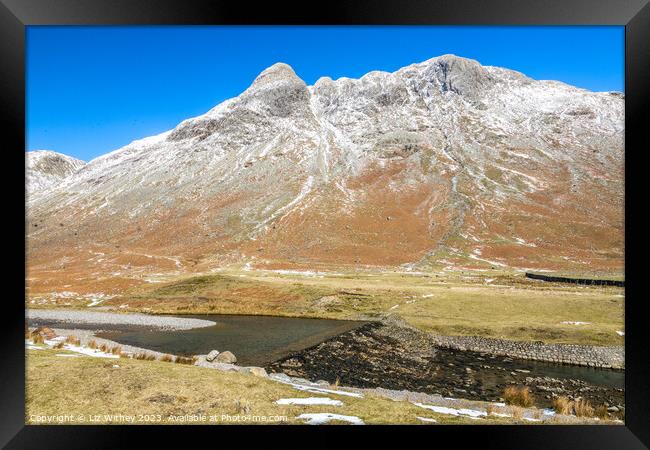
26,347,614,425
26,269,624,425
34,269,624,347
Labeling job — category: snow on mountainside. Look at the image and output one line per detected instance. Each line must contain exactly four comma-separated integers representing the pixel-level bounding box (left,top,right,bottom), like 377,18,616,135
26,55,624,292
26,150,86,197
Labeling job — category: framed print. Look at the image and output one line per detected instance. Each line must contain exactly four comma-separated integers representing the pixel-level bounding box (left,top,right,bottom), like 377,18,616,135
1,0,648,447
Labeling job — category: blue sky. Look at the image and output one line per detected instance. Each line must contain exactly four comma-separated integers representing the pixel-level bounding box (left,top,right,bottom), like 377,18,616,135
27,26,624,161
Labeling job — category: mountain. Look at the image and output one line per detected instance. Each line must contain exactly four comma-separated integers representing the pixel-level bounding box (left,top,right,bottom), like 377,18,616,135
26,150,86,197
26,55,624,293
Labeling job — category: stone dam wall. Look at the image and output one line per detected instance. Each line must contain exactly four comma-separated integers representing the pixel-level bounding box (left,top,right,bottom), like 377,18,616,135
430,334,624,370
525,272,624,287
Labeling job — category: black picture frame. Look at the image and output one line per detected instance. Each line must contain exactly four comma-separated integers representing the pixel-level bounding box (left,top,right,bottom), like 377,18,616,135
2,0,648,448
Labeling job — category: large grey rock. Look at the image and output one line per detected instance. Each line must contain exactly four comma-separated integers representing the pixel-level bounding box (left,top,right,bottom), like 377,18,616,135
206,350,220,362
194,355,239,372
241,366,268,378
215,351,237,364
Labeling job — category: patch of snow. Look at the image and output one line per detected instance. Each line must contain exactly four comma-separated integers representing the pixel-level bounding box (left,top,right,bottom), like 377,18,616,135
513,237,537,247
297,413,364,425
561,321,591,325
290,384,363,398
389,304,399,310
413,402,487,418
87,297,107,307
616,331,624,336
468,253,507,268
523,417,542,422
276,397,343,406
273,378,364,398
43,338,119,359
417,416,438,423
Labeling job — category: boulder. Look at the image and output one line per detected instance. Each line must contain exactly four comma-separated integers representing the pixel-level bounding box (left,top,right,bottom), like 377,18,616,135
242,367,268,378
215,351,237,364
193,355,239,372
206,350,220,362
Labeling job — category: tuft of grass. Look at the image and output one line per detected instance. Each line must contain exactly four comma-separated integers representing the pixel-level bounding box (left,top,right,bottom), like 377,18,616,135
31,334,44,345
574,398,595,417
110,346,122,355
99,343,108,353
552,396,574,415
52,341,65,349
503,386,534,407
175,356,194,365
160,354,174,363
65,335,81,346
234,399,251,414
510,406,524,420
87,340,97,349
594,405,609,419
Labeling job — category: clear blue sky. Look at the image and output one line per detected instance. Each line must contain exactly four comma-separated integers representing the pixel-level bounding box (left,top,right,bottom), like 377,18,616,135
27,26,624,161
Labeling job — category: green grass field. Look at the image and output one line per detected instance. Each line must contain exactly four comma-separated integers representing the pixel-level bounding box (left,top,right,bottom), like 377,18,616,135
91,268,625,346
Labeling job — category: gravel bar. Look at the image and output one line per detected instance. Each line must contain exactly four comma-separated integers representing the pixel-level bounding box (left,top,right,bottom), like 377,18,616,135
26,309,216,331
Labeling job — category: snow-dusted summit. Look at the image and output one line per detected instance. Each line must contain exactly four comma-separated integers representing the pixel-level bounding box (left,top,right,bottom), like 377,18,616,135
26,150,85,196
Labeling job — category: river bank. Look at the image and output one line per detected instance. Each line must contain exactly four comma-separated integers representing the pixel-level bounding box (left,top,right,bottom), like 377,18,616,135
26,309,625,417
267,320,625,414
27,309,216,330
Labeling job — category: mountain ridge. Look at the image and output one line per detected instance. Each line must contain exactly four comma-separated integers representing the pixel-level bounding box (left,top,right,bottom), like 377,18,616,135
26,54,624,294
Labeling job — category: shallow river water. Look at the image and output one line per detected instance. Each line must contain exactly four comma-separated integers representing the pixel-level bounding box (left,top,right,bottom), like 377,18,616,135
30,314,623,407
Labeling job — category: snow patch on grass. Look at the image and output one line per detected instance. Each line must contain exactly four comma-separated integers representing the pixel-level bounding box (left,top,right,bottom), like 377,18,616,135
417,416,438,423
413,402,487,418
297,413,364,425
276,397,343,406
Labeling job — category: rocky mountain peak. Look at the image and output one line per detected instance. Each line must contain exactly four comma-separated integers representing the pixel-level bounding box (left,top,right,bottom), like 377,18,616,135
241,62,310,118
248,62,306,91
423,54,495,101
